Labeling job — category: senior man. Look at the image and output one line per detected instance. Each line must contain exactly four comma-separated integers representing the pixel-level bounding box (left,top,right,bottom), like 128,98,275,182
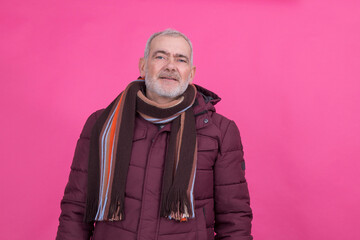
56,29,253,240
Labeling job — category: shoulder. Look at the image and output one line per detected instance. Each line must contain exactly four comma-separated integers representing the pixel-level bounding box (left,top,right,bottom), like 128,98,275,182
209,112,243,153
210,112,232,132
194,90,242,151
80,109,105,138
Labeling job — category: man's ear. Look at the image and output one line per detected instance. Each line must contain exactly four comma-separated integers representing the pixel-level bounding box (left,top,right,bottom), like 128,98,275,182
139,57,146,77
188,65,196,83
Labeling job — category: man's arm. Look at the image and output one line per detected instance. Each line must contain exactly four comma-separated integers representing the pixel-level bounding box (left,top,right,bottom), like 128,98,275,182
214,120,253,240
56,111,101,240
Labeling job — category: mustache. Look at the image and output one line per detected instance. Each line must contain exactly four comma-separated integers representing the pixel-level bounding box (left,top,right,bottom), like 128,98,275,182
158,72,180,81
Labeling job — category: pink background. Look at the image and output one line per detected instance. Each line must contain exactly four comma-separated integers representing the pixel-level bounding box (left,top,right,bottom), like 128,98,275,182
1,0,359,239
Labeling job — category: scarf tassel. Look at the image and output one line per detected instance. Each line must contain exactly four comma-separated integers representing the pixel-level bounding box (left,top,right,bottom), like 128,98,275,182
84,198,99,222
161,187,193,221
107,196,124,221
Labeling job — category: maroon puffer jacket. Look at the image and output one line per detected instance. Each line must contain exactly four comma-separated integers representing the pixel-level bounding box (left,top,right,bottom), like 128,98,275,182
56,85,253,240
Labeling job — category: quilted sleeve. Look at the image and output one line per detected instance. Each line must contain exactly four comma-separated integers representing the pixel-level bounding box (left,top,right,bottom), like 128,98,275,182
56,111,100,240
214,120,253,240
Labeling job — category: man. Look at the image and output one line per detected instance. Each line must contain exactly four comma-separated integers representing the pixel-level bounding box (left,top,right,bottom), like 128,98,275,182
57,29,253,240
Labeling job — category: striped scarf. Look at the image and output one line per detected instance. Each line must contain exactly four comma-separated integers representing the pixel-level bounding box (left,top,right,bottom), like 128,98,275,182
85,79,197,222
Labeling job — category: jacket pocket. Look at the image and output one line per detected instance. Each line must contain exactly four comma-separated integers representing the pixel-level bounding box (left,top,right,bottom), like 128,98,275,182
133,126,147,141
197,135,218,171
197,135,218,152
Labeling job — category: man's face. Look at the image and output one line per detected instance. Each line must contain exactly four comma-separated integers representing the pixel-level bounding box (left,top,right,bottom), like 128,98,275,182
139,35,196,102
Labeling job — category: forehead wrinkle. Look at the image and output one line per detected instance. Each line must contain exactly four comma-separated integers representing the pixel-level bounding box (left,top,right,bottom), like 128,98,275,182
149,36,191,58
151,50,190,61
152,50,170,57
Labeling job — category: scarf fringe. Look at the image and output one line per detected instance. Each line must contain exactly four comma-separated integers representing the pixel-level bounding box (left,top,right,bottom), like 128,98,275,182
161,187,193,221
84,198,99,223
107,195,124,221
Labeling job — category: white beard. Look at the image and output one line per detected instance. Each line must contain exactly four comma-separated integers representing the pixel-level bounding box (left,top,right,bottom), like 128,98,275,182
145,73,190,98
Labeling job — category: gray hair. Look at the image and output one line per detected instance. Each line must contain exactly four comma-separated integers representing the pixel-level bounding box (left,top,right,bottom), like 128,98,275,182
144,29,193,65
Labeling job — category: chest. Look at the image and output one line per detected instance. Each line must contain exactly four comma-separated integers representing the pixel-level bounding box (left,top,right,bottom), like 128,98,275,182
129,116,219,171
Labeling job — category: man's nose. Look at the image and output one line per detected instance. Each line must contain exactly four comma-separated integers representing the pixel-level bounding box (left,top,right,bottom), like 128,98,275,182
165,58,176,71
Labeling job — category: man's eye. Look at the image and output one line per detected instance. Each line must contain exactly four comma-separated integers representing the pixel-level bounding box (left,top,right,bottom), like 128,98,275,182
155,56,164,59
178,59,187,63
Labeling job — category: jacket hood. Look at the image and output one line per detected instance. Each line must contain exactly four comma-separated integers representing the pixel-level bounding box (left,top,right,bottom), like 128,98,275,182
194,84,221,113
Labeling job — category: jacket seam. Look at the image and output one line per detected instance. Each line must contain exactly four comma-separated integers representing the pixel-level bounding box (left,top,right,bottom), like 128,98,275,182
214,181,247,187
220,148,242,155
129,163,145,169
219,120,232,155
194,196,213,200
124,195,142,201
196,168,213,171
70,167,88,173
159,230,197,236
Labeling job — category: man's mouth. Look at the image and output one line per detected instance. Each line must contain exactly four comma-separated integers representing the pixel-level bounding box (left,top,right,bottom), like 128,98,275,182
159,76,178,81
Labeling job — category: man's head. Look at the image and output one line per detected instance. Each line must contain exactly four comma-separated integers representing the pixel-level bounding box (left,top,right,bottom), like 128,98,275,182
139,29,196,104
